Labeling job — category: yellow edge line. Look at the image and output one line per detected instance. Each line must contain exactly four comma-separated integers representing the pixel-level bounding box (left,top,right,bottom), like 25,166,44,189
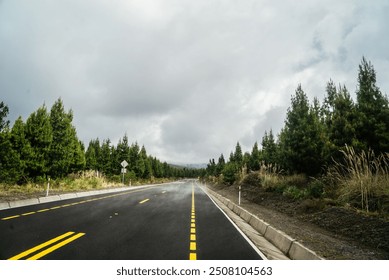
8,232,75,260
139,199,150,204
27,233,85,260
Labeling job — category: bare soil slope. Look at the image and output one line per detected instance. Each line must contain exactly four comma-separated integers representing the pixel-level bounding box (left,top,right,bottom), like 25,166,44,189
207,183,389,260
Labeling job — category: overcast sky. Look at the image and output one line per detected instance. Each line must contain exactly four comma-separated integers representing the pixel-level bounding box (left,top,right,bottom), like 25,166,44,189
1,0,389,164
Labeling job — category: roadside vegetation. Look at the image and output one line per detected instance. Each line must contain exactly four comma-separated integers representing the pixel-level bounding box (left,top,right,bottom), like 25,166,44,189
204,57,389,216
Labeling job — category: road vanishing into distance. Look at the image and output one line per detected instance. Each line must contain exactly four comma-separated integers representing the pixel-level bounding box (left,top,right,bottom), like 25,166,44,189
0,180,263,260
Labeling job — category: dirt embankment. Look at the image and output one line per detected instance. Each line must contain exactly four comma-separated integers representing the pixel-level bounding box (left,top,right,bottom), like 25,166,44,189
207,182,389,260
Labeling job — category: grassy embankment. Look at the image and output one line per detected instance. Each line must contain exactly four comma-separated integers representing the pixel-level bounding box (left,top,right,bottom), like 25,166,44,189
0,170,173,201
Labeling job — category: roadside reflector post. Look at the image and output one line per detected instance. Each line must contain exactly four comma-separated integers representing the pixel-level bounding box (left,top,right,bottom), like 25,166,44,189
46,177,50,197
238,186,242,205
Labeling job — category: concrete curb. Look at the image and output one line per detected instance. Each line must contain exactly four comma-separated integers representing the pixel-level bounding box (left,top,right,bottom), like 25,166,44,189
206,187,324,260
0,182,177,210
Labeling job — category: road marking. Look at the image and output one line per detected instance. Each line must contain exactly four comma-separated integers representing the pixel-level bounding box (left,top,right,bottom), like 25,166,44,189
27,233,85,260
8,231,85,260
1,215,20,220
139,198,150,204
190,242,197,251
189,184,197,260
0,186,159,221
21,212,35,216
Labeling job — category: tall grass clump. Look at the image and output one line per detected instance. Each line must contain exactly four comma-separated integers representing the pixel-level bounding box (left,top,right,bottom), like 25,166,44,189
328,145,389,212
258,161,283,190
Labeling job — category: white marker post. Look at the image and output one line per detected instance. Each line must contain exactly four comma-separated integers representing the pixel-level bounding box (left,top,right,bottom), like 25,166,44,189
238,186,242,206
46,177,50,197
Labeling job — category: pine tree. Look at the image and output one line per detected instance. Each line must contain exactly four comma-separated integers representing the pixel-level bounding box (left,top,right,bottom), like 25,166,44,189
99,139,113,175
261,130,278,165
69,128,86,173
48,98,74,178
233,142,243,168
10,117,33,182
216,154,226,175
0,101,10,132
323,81,358,162
25,105,53,179
278,84,326,175
129,142,140,173
85,139,100,171
249,142,261,171
355,57,389,153
0,103,21,183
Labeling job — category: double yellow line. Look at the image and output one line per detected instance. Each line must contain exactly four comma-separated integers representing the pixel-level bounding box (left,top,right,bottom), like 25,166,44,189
8,231,85,260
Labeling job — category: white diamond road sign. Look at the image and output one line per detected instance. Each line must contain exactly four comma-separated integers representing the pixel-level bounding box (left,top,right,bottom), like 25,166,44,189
121,160,128,168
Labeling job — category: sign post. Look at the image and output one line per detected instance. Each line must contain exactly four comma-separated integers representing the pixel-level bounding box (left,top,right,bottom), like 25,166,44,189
121,160,128,185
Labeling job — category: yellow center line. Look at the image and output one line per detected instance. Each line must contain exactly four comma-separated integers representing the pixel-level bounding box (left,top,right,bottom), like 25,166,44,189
8,231,75,260
37,208,49,213
189,183,197,260
27,233,85,260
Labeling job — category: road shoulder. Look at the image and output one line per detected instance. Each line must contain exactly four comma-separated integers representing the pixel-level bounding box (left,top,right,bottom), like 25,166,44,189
202,185,323,260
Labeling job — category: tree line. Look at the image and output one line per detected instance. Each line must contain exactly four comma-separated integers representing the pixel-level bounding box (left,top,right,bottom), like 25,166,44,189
0,98,199,184
206,57,389,183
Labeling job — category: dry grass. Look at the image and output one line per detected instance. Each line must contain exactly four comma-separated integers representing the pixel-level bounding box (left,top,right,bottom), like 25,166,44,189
0,171,121,201
328,145,389,212
258,161,283,189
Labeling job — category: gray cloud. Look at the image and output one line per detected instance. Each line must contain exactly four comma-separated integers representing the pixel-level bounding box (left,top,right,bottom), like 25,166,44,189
1,0,389,164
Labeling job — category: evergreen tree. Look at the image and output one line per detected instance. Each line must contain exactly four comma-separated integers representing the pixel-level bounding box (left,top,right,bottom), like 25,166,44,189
261,130,278,165
355,57,389,153
10,117,33,182
0,103,20,183
48,98,74,178
139,145,152,179
233,142,243,168
278,85,326,175
69,129,86,173
85,139,100,171
249,142,261,171
25,105,53,179
116,134,130,164
323,81,358,162
99,139,113,175
0,101,10,131
135,145,146,178
129,142,140,173
206,158,217,176
216,154,225,176
222,162,237,185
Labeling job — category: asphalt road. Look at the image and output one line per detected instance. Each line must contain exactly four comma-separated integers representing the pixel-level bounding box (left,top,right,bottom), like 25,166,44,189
0,180,262,260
